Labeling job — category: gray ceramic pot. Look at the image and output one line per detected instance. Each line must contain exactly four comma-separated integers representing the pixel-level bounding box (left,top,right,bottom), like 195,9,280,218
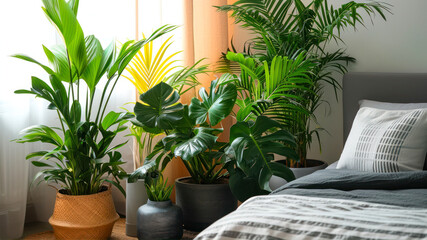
137,200,183,240
269,159,328,190
175,177,237,231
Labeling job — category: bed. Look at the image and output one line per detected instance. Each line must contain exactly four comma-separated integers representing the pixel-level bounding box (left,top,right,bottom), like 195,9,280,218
195,73,427,239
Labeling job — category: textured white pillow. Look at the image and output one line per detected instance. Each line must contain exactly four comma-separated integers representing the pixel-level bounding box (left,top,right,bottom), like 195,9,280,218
337,107,427,172
359,99,427,110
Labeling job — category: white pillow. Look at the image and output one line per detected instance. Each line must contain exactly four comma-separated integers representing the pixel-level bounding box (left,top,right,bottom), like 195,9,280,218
359,99,427,110
337,107,427,172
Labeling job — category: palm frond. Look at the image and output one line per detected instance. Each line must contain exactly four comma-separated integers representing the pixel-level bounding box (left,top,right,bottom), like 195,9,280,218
124,35,181,94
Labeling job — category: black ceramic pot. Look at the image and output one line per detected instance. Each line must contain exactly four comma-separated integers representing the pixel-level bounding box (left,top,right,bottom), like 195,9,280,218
175,177,237,231
137,200,183,240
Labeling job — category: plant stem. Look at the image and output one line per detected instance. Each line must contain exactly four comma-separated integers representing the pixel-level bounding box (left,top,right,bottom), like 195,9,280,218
99,74,121,124
95,75,115,125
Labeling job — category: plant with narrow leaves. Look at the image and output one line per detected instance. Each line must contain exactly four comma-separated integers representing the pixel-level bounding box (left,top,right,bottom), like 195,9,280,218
218,0,390,167
145,171,173,202
13,0,175,196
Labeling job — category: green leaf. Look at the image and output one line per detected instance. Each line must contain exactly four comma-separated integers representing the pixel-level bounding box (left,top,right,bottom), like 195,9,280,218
26,151,50,160
174,127,220,161
81,35,103,93
269,161,295,182
226,116,298,199
15,125,63,146
70,100,81,123
15,89,36,95
31,161,53,168
101,111,132,130
43,45,75,83
128,160,156,183
42,0,87,74
134,82,183,129
228,168,269,202
189,79,237,126
67,0,79,15
12,54,55,75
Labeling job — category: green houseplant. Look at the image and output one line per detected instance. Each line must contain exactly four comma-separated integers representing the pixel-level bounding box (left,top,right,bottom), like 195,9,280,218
136,170,183,240
13,0,173,238
218,0,390,168
122,30,207,237
131,78,238,231
221,52,313,201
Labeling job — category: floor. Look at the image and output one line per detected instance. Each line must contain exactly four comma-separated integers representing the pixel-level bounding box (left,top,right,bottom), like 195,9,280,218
21,221,52,239
21,218,198,240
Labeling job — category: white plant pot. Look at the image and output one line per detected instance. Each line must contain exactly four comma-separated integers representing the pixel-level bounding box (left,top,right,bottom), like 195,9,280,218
269,159,328,190
125,179,148,237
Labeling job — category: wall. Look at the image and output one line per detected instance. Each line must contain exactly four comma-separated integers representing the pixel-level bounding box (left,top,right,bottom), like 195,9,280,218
308,0,427,163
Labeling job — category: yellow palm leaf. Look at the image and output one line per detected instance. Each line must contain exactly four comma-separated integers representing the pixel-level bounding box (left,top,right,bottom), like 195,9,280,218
125,34,181,94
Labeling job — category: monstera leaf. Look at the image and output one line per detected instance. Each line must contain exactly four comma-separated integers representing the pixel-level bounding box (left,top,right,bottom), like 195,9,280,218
189,79,237,126
173,127,222,161
134,82,183,130
226,116,298,202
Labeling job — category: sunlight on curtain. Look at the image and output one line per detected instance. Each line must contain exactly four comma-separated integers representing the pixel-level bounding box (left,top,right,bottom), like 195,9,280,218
0,1,137,238
0,1,55,238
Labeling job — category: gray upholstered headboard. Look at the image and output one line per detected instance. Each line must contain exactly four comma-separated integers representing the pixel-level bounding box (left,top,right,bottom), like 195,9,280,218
342,72,427,170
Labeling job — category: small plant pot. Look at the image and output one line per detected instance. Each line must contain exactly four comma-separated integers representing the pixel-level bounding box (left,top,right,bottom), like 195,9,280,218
175,177,237,231
48,187,119,240
269,159,328,190
126,179,148,237
137,200,183,240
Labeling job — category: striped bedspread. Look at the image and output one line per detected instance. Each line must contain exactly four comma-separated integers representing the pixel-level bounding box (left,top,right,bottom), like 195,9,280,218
195,194,427,240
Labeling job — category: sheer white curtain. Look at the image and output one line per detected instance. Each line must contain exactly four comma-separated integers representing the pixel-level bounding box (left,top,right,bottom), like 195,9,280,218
138,0,185,59
0,1,136,238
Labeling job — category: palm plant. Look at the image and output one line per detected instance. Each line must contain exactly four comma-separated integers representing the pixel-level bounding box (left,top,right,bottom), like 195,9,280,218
13,0,174,195
124,33,208,168
218,0,390,167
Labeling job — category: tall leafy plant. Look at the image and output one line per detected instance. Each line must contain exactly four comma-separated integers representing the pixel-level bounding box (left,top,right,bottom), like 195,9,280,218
221,52,312,201
13,0,174,195
218,0,390,167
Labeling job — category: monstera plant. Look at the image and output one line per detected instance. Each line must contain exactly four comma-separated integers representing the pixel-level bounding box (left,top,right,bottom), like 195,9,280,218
131,76,237,184
129,76,239,231
226,116,299,202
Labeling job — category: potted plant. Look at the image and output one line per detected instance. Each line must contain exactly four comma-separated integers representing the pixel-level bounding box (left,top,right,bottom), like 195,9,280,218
123,30,207,236
131,77,238,231
13,0,173,239
218,0,390,178
218,53,312,201
134,168,183,240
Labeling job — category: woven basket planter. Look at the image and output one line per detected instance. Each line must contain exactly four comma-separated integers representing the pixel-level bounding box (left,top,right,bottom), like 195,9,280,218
49,188,119,240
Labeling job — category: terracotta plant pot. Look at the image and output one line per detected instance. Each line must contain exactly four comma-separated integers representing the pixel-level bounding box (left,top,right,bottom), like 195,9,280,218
49,187,119,240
